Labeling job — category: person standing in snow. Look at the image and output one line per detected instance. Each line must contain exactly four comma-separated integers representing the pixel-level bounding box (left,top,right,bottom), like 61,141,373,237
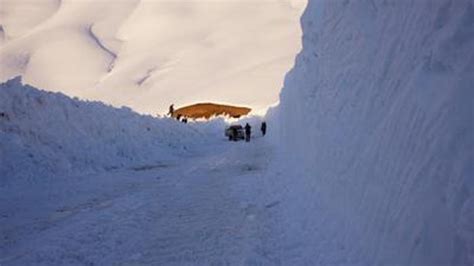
168,104,174,117
245,123,251,142
261,121,267,136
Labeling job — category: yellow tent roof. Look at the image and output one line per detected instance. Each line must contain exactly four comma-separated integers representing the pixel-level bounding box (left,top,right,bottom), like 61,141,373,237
173,103,251,119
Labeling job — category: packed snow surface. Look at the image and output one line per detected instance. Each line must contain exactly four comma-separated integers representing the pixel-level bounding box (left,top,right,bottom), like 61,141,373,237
0,0,305,114
268,0,474,265
1,132,275,265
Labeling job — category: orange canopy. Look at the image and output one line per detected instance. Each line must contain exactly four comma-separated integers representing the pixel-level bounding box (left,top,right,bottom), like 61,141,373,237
173,103,251,119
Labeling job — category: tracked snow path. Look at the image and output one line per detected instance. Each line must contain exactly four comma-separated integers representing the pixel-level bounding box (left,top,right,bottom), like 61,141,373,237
0,137,276,265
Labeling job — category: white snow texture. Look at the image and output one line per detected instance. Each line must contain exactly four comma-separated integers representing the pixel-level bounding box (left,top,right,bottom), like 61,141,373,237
1,0,473,265
0,0,305,115
0,76,207,187
268,0,474,265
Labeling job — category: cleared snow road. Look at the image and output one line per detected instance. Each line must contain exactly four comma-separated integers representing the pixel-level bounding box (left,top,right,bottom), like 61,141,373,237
1,137,277,265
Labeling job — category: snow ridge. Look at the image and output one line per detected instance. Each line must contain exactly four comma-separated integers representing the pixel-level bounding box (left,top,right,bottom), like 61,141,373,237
86,24,118,73
0,76,206,187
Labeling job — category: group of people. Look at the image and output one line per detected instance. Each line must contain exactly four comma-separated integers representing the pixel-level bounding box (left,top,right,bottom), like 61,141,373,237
168,103,268,141
243,121,267,142
168,104,188,123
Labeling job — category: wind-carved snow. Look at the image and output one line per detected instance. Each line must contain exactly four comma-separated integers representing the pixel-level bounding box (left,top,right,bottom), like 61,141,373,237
135,66,158,86
86,24,118,73
0,26,6,44
0,0,61,39
0,0,305,114
266,0,474,265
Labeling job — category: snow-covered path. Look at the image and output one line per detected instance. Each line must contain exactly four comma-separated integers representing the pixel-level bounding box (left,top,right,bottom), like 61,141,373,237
1,137,277,265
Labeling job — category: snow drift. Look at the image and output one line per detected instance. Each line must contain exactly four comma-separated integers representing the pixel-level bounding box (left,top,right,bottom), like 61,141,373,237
0,76,208,187
0,0,305,114
269,0,474,265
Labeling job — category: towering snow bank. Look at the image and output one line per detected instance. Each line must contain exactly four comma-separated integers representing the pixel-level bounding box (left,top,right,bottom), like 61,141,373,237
272,0,474,264
0,77,206,187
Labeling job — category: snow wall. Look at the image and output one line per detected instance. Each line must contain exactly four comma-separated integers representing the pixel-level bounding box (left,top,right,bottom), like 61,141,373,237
0,77,209,187
269,0,474,265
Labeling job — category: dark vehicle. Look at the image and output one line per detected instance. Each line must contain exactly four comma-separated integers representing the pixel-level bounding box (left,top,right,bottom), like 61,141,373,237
225,125,245,141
